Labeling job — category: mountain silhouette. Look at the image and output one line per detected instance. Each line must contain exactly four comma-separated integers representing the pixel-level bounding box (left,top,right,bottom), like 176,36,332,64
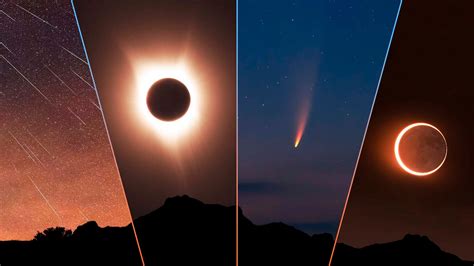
332,234,472,266
0,195,470,265
0,220,140,266
133,195,235,266
239,207,333,266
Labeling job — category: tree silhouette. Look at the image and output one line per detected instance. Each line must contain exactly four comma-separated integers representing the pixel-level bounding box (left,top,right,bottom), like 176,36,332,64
33,227,72,241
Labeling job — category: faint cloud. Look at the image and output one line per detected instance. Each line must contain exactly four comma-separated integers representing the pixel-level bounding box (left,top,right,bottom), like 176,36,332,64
239,181,284,194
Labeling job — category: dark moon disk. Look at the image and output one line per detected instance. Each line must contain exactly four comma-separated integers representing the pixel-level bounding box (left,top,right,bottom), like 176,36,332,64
146,78,191,121
398,125,447,173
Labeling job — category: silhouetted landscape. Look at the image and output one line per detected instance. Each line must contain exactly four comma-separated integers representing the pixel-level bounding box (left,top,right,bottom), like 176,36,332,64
0,195,470,265
332,234,472,266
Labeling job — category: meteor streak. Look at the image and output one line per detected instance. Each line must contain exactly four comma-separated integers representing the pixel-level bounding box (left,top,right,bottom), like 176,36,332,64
71,68,94,89
26,174,62,224
67,107,87,126
88,98,101,110
24,143,47,169
15,4,57,29
2,55,51,103
8,131,37,164
44,65,77,95
79,209,90,222
0,10,16,22
11,162,19,173
26,129,52,157
60,45,88,65
0,42,15,56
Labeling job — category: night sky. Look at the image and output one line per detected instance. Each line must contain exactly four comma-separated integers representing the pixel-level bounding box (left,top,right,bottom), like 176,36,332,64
238,0,401,235
335,1,474,261
1,1,132,240
73,0,236,218
8,2,467,260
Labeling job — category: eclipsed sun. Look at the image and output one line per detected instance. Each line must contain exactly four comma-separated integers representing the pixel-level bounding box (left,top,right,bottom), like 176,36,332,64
133,61,202,143
394,122,447,176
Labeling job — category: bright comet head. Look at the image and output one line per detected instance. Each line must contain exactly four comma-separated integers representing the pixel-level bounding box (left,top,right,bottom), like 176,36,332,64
294,129,303,148
294,96,311,149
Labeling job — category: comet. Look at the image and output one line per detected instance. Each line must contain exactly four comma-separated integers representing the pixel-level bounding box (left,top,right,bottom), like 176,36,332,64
294,95,311,148
294,123,304,148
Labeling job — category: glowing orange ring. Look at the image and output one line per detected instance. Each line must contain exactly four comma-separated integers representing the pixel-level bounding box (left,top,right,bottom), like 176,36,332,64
394,122,447,176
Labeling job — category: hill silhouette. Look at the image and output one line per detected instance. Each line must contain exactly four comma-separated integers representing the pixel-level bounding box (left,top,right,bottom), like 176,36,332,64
0,220,140,265
0,195,470,265
239,207,333,266
133,195,235,266
332,234,472,266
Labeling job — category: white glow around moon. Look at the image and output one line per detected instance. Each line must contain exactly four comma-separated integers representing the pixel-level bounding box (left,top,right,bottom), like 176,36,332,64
132,60,202,143
394,122,447,176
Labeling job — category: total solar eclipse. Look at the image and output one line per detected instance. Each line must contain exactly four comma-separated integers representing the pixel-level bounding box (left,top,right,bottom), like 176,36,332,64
146,78,191,121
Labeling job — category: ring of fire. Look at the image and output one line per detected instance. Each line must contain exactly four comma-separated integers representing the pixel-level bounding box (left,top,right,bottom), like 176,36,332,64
394,122,447,176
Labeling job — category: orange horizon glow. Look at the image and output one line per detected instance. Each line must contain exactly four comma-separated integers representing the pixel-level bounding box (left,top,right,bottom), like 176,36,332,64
394,122,447,176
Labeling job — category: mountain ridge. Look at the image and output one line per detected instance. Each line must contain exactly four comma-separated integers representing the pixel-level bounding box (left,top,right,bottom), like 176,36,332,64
0,195,470,266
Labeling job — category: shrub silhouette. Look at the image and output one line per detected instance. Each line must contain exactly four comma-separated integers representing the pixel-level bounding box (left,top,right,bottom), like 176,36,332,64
33,227,72,241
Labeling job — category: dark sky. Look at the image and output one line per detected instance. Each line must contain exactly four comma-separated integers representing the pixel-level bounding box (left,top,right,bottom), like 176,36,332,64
336,1,474,261
1,1,132,240
73,0,236,218
238,0,401,235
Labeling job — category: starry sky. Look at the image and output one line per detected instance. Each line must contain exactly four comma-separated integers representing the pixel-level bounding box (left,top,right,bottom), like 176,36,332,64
1,1,132,240
238,0,401,235
2,0,403,242
336,1,474,261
